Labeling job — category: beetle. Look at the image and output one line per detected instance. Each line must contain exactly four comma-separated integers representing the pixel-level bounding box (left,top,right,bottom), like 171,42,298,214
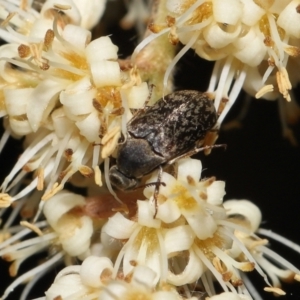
109,90,218,191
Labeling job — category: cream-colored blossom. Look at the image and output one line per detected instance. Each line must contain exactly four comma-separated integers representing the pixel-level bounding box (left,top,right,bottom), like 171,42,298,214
0,1,149,208
1,1,300,300
0,190,98,300
146,158,226,235
43,191,94,257
102,158,246,295
0,0,106,32
45,257,113,299
101,158,300,297
134,0,300,141
1,158,300,299
45,260,197,300
224,199,300,296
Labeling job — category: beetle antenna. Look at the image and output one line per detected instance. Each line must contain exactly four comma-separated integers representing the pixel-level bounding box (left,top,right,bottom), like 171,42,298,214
167,144,227,165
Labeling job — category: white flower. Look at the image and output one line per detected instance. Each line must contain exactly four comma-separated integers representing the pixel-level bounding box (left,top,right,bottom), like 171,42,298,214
101,158,300,297
45,258,197,300
45,256,113,299
102,158,249,293
0,1,149,208
224,199,300,296
144,158,227,239
45,265,92,300
0,0,106,32
135,0,300,138
1,159,300,299
43,191,94,257
0,190,97,300
102,203,166,285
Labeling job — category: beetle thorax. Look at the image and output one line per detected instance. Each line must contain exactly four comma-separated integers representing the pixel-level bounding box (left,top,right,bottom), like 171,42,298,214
116,137,165,179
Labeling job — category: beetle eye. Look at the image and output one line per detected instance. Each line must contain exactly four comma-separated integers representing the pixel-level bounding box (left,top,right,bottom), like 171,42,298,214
109,165,138,190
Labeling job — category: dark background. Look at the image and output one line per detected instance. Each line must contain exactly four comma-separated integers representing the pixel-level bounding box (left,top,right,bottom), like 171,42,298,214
1,1,300,299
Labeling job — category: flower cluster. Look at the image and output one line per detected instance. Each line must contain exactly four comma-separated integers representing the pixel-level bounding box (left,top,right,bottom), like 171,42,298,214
101,158,300,298
1,155,300,299
0,1,300,300
135,0,300,141
0,0,150,209
45,260,199,300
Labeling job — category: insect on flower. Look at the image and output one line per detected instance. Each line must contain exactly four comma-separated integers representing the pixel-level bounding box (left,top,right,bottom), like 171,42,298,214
109,90,223,192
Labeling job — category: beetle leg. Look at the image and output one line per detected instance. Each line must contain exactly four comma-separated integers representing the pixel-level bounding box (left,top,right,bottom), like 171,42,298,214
167,144,227,165
153,165,163,219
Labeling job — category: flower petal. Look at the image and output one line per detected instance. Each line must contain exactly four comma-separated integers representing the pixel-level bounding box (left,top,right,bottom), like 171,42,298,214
80,256,113,288
43,191,85,229
182,206,217,240
137,200,161,228
156,198,181,223
164,225,195,255
223,199,262,232
206,180,226,205
75,110,101,142
90,60,121,87
27,79,67,132
167,247,204,285
62,24,91,49
85,36,118,63
177,158,202,184
103,212,137,239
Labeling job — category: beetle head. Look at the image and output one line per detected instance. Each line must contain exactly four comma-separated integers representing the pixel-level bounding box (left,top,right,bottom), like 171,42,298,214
109,165,139,190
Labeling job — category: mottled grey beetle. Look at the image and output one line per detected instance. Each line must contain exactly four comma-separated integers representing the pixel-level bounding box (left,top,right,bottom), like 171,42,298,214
109,90,218,191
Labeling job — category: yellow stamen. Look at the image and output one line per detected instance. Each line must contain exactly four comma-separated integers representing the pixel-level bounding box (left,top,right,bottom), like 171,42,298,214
101,126,121,159
42,183,63,200
248,238,268,249
37,168,44,191
264,286,286,295
0,194,12,208
168,26,179,45
94,166,102,186
53,4,72,10
255,84,274,99
20,0,28,10
284,46,300,57
0,232,11,243
294,274,300,282
18,44,31,58
79,165,93,177
9,261,19,277
20,221,43,236
101,126,120,145
44,30,55,51
122,66,142,89
0,12,17,27
276,68,292,102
